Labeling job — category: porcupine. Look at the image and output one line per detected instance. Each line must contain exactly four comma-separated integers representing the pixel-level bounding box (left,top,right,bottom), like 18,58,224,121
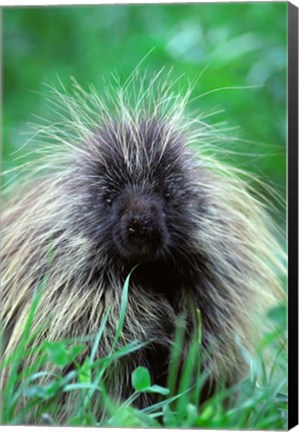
1,75,284,421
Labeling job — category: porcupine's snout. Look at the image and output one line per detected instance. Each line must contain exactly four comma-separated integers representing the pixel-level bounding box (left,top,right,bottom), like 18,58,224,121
112,191,169,262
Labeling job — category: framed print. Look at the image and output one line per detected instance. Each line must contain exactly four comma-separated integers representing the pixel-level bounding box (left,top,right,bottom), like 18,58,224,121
1,1,297,430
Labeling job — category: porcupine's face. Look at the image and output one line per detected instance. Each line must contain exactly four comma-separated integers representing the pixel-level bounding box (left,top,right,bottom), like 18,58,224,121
84,119,201,265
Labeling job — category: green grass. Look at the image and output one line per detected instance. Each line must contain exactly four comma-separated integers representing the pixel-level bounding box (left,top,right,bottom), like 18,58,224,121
0,272,287,428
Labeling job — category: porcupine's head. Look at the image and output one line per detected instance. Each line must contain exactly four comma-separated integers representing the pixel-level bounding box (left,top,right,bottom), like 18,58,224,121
78,117,202,266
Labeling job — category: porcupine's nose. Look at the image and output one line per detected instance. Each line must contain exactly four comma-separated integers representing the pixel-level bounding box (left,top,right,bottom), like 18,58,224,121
127,217,154,242
113,190,169,260
121,197,167,258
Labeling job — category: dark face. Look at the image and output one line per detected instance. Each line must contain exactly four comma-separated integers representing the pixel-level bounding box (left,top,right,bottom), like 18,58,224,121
79,119,202,266
110,189,169,261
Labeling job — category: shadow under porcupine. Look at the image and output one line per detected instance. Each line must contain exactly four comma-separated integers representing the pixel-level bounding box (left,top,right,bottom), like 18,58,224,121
1,75,285,423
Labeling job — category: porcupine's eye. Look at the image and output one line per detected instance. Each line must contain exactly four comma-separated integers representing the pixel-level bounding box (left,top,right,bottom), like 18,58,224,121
103,194,113,208
162,185,174,202
163,191,171,202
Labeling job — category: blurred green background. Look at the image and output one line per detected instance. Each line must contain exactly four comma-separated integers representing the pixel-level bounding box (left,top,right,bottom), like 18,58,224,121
3,3,287,224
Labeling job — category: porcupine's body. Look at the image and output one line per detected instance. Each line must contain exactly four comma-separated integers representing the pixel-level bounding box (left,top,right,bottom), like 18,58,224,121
1,78,283,419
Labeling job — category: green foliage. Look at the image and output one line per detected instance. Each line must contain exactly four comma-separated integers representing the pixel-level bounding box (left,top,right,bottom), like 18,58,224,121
44,342,85,369
132,366,169,396
1,273,287,428
132,367,152,391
